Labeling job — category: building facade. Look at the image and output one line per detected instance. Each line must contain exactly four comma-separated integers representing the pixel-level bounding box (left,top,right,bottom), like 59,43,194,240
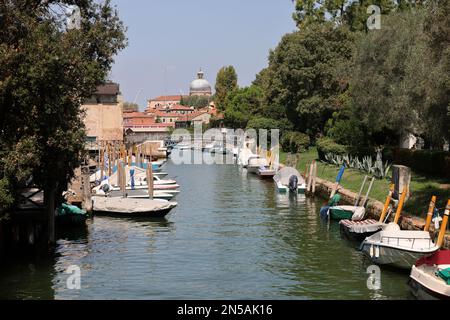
81,82,124,149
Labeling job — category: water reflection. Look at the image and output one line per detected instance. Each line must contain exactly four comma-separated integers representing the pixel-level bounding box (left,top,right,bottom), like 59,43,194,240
0,160,411,299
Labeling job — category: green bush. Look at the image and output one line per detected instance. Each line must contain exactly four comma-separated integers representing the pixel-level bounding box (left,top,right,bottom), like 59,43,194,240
316,137,348,160
281,131,310,153
392,149,450,178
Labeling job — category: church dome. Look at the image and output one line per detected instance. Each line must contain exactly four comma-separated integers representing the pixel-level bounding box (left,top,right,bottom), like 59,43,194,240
190,69,212,96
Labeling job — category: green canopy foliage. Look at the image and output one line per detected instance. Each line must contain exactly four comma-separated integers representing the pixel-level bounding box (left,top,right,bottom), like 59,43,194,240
214,66,238,111
0,1,127,213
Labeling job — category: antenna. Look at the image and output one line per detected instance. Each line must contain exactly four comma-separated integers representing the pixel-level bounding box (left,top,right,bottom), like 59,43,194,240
133,88,143,105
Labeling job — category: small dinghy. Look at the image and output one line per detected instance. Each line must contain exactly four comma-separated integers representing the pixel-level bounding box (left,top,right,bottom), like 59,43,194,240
92,196,177,218
273,167,306,194
340,184,396,241
408,250,450,300
257,165,276,178
360,199,450,269
321,176,374,222
246,155,269,174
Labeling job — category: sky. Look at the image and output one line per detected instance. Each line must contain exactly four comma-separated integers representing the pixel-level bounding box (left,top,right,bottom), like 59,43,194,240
109,0,296,110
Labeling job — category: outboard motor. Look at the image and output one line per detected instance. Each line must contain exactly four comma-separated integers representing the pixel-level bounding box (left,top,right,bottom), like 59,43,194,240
288,175,298,193
101,183,111,193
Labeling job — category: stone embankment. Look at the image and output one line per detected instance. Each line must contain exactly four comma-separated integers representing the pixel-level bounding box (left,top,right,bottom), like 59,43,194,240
313,177,450,249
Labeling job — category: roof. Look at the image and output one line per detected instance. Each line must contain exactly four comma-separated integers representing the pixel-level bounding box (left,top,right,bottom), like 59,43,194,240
149,95,184,102
126,123,175,132
155,111,183,118
96,82,120,95
122,112,154,118
177,110,210,122
168,104,193,111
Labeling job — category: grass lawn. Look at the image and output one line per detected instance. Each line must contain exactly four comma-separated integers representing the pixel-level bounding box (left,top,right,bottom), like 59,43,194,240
280,148,450,218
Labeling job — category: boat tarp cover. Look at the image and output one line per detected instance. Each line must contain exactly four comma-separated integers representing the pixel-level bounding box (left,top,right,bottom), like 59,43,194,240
93,196,176,214
329,205,366,221
57,203,86,216
339,219,382,233
416,250,450,267
273,167,305,185
437,268,450,285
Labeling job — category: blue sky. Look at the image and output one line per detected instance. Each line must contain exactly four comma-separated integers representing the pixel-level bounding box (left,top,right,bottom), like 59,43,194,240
109,0,296,110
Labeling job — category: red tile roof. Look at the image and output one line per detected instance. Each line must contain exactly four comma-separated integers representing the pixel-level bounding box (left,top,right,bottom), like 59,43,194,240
177,110,210,122
154,111,183,118
149,95,184,102
122,112,154,118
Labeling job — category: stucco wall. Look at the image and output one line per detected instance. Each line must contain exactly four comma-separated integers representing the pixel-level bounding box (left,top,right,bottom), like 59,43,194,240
82,103,123,141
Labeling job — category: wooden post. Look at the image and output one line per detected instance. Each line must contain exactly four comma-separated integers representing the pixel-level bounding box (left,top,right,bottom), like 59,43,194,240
311,161,317,194
424,196,437,231
379,184,394,223
46,188,56,245
100,142,104,182
393,186,408,225
436,200,450,248
120,160,126,197
81,166,92,213
392,165,411,201
108,143,112,177
146,163,154,200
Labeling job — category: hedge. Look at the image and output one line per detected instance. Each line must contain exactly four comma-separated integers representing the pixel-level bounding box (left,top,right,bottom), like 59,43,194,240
316,137,348,160
281,131,310,153
388,148,450,179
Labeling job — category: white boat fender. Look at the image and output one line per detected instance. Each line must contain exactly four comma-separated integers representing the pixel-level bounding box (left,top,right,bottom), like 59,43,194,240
375,246,380,258
370,245,374,257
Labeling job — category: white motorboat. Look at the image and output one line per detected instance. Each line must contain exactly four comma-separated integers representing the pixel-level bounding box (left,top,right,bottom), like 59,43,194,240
92,196,177,218
273,167,306,194
246,155,269,174
257,165,276,178
360,198,450,270
98,188,175,200
175,142,191,150
408,250,450,300
202,142,217,153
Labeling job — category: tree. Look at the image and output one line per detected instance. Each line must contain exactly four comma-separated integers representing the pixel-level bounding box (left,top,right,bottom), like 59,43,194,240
0,1,127,217
348,10,426,145
214,66,238,111
292,0,397,31
262,23,354,139
223,86,264,129
180,95,210,108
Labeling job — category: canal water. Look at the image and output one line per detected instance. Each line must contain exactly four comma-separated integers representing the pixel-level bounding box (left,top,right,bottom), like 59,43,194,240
0,155,412,299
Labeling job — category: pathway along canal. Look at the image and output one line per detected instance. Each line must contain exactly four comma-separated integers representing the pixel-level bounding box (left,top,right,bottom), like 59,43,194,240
0,155,412,299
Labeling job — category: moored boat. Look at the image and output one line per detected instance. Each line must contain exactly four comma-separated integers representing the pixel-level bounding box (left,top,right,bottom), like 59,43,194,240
92,196,177,218
408,250,450,300
56,203,88,227
360,199,450,269
339,184,395,241
273,167,306,194
247,156,269,174
257,165,276,178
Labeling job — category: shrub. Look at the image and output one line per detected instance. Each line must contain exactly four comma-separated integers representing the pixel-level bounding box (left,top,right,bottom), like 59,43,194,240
281,131,310,153
392,149,450,179
316,137,348,160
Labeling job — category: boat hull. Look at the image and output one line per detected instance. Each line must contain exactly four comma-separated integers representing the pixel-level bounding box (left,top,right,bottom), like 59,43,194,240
360,242,436,269
339,219,381,242
257,169,276,178
56,214,87,227
276,184,306,194
94,207,173,218
330,208,353,221
409,265,450,300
